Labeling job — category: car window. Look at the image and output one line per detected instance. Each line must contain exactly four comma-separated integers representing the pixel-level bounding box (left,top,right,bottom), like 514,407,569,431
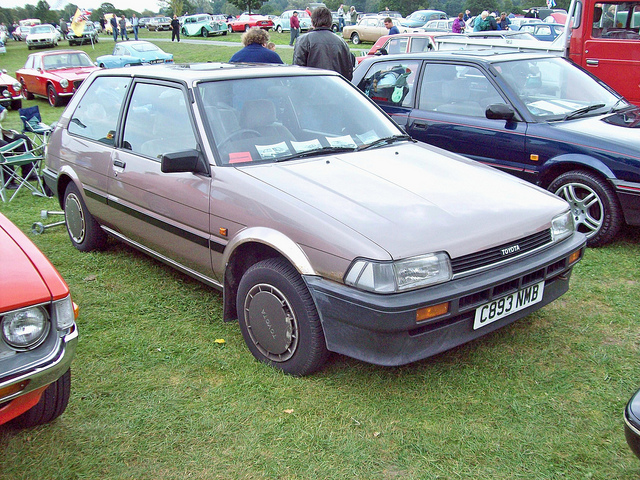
122,83,198,160
418,63,503,116
409,37,432,52
386,37,409,54
358,61,420,107
68,76,130,144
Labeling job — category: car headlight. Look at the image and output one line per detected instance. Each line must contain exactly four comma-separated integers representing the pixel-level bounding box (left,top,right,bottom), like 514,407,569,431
60,79,69,88
1,306,50,350
551,210,575,242
12,81,21,92
345,252,452,293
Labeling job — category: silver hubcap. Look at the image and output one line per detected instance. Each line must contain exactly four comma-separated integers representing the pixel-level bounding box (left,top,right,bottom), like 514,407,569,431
555,182,603,238
65,193,86,244
243,284,298,362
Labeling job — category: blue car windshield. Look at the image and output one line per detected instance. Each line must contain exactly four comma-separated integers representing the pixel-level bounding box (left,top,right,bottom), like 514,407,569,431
494,57,625,121
197,74,404,165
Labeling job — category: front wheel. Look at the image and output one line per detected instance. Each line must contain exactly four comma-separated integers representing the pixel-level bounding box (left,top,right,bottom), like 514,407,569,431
10,370,71,428
351,32,361,44
48,84,63,107
228,24,233,33
202,28,209,37
236,258,329,376
549,170,623,247
21,80,34,100
10,99,22,110
63,182,108,252
244,24,250,32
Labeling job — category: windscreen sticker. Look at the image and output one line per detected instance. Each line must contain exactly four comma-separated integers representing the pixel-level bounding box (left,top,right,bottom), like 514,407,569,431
291,139,323,153
357,130,378,144
528,100,582,115
229,151,253,164
327,135,357,148
256,142,291,159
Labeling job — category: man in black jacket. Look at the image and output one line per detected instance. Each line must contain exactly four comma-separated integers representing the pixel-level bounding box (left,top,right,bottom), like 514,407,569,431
292,7,355,80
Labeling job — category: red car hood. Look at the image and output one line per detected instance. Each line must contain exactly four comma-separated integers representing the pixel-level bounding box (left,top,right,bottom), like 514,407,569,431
51,67,100,81
0,214,68,312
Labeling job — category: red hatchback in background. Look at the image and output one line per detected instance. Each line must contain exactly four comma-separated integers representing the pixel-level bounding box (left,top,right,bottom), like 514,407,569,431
15,50,101,107
0,212,78,428
356,32,450,64
227,14,274,32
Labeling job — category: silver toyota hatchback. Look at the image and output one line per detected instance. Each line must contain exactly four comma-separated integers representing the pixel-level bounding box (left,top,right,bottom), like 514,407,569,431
44,63,585,375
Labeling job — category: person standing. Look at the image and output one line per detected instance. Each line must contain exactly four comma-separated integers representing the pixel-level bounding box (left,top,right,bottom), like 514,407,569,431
229,27,283,64
293,7,355,80
338,4,345,32
60,18,68,39
384,17,399,35
349,6,357,26
109,15,118,42
171,15,180,42
498,12,511,30
452,13,465,33
119,15,128,40
289,11,300,46
132,13,139,40
463,9,472,22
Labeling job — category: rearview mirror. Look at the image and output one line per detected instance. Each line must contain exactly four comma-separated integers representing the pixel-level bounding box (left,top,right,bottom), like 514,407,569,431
161,149,207,174
486,103,515,121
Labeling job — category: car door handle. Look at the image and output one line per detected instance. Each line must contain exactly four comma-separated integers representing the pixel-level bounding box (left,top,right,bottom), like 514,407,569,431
113,160,126,168
412,121,428,130
586,59,599,66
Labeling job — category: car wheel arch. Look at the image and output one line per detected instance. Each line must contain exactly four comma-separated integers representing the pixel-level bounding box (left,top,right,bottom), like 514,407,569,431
538,153,616,189
221,230,316,322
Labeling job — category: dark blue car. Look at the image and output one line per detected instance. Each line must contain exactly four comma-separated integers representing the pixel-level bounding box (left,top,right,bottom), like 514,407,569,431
352,51,640,246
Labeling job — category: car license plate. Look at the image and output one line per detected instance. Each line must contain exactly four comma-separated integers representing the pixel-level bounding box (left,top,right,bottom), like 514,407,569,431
473,281,545,330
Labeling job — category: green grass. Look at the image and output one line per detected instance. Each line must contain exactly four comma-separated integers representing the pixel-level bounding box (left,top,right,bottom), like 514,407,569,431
1,35,640,480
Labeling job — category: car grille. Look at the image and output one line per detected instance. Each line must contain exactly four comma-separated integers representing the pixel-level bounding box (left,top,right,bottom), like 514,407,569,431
451,229,552,276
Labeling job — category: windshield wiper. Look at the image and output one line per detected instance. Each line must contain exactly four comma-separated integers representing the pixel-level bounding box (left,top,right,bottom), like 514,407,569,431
563,103,606,121
274,145,357,162
357,134,412,151
606,97,633,114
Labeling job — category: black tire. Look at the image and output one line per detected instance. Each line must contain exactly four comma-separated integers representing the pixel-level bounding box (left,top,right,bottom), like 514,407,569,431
351,32,360,44
276,25,283,33
10,99,22,110
202,28,209,37
11,370,71,428
332,24,338,32
236,258,329,376
228,24,233,33
549,170,623,247
244,24,250,32
21,80,34,100
48,84,63,107
63,182,107,252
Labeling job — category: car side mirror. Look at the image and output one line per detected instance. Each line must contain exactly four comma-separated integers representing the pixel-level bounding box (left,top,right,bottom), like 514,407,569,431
161,149,207,175
486,103,515,120
375,47,388,56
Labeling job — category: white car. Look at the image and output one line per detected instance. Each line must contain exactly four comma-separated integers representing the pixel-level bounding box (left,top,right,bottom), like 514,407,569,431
26,24,59,50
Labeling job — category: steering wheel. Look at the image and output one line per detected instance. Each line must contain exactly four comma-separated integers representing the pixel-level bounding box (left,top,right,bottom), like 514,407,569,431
218,129,260,149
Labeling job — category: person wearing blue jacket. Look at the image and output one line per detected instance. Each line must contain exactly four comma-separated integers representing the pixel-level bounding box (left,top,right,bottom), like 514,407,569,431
229,27,283,64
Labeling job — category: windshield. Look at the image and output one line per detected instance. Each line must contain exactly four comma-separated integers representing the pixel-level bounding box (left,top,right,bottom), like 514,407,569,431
31,26,52,34
494,57,626,120
408,13,426,22
43,52,94,69
197,75,404,165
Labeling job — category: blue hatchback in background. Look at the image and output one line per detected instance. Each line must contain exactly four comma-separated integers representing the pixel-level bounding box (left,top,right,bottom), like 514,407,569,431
353,50,640,246
96,40,173,68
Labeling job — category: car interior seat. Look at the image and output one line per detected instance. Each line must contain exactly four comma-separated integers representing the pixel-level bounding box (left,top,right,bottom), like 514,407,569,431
240,99,294,140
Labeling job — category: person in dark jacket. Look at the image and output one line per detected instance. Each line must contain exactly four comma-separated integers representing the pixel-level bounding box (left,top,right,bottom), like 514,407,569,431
229,27,283,64
171,15,180,42
292,7,355,80
109,15,118,42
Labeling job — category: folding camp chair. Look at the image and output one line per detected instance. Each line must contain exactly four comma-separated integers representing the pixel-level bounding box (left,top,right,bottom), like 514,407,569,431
0,138,46,202
19,105,54,154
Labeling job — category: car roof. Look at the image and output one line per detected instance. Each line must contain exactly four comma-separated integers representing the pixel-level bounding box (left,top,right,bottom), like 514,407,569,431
90,62,339,83
31,49,87,57
357,49,558,67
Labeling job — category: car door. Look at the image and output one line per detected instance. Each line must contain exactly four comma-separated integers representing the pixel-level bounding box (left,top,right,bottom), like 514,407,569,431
409,61,528,175
20,55,40,97
108,79,213,278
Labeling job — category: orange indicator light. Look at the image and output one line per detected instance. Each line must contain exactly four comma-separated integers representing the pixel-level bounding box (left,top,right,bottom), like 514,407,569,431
416,302,449,322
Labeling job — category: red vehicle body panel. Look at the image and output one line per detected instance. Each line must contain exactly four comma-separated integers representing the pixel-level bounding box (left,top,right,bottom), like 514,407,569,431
228,15,274,32
569,0,640,106
0,386,47,425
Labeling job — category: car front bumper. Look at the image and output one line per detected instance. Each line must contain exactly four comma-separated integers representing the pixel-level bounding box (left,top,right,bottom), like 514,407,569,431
0,325,78,424
304,233,585,366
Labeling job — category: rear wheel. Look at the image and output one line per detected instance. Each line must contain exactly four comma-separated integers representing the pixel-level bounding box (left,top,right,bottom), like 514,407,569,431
236,258,329,376
244,24,250,31
228,24,233,33
21,80,33,100
351,32,361,44
63,182,108,251
549,170,623,247
276,25,283,33
10,370,71,428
